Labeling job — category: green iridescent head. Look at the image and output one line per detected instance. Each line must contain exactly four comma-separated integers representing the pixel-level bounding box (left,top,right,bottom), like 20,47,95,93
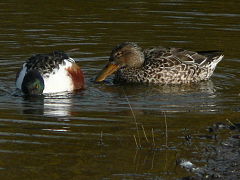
21,70,45,95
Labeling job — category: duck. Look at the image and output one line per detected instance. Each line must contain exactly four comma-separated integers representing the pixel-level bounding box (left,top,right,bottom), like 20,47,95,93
95,42,224,84
16,51,84,95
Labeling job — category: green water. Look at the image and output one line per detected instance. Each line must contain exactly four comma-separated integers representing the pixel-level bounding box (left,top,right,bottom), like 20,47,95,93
0,0,239,179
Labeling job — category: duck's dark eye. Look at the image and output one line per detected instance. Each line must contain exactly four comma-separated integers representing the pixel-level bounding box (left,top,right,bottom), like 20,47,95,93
115,52,122,58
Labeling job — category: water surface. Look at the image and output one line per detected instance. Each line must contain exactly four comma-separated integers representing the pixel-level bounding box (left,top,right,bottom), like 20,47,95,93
0,0,239,179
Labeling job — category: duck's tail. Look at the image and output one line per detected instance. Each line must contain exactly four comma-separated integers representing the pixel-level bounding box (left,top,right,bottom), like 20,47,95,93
198,51,224,79
198,51,224,69
208,54,224,72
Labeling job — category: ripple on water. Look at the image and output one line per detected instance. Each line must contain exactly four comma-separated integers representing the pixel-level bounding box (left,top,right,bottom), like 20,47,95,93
0,1,239,179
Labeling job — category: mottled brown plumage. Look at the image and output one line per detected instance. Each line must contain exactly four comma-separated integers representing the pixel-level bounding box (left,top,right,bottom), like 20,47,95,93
95,42,224,84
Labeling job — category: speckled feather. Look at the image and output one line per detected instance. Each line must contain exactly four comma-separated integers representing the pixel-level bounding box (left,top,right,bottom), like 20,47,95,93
114,46,223,84
25,51,74,78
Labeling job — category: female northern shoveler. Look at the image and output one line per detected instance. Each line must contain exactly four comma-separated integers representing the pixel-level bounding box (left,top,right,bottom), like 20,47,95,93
95,42,224,84
16,51,84,95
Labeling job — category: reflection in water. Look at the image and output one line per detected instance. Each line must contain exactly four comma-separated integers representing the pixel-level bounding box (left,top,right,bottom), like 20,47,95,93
94,80,218,113
132,149,176,177
20,93,75,133
96,80,216,96
43,94,72,117
149,80,216,95
21,95,44,115
21,93,73,117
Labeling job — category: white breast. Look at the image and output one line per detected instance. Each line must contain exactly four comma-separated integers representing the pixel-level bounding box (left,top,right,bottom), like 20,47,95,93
43,59,74,94
16,63,27,90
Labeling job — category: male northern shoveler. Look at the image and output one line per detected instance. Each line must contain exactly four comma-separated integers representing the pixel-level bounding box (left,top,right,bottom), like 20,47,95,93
16,51,84,95
95,42,224,84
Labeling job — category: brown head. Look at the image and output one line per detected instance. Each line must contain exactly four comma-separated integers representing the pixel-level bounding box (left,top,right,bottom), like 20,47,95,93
95,42,144,82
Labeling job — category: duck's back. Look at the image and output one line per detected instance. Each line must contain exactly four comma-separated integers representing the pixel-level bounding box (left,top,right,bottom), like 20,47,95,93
115,47,223,84
25,51,71,76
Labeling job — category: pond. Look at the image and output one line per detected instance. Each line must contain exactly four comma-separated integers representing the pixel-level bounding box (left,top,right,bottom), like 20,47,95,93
0,0,239,179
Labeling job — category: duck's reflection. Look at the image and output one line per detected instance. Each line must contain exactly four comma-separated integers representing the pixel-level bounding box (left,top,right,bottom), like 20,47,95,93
148,80,216,95
94,80,218,114
43,94,72,117
95,80,216,96
21,92,73,117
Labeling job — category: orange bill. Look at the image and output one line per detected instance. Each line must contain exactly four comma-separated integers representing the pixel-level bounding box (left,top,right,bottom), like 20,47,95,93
95,63,120,82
